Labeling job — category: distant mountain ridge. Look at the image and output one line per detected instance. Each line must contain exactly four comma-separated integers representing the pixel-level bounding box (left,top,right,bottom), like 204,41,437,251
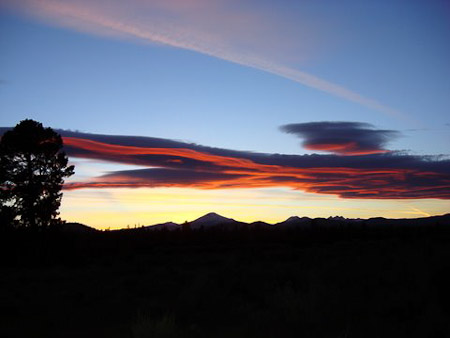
63,213,450,232
138,212,450,231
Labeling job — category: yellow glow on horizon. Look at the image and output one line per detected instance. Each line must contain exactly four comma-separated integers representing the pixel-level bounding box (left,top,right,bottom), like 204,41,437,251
59,187,450,230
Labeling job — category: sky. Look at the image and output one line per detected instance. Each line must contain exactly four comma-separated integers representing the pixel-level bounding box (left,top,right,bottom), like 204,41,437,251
1,0,449,229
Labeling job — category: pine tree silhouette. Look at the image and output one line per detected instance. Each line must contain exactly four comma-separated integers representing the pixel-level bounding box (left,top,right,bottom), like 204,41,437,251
0,119,74,229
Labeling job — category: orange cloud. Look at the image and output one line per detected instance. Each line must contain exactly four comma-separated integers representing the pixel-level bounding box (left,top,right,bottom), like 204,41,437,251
304,143,389,156
61,136,450,199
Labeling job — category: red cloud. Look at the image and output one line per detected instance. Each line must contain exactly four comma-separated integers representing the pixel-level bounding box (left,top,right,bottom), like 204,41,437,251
62,136,450,199
304,142,390,156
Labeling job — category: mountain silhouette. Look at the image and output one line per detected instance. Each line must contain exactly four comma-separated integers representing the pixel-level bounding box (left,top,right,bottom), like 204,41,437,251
114,213,450,232
145,221,180,231
275,216,312,227
190,212,239,229
249,221,272,227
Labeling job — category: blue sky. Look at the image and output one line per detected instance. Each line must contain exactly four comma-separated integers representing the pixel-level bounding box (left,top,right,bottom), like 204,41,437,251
1,0,450,153
1,0,449,227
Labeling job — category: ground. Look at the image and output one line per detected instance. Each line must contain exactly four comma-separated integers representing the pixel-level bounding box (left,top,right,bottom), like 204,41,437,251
1,224,449,337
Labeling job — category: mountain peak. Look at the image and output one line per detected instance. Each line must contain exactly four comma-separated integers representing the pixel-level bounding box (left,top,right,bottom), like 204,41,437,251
190,212,237,228
203,212,223,218
194,212,229,221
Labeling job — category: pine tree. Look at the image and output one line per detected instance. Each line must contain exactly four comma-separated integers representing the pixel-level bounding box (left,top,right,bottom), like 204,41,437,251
0,119,74,229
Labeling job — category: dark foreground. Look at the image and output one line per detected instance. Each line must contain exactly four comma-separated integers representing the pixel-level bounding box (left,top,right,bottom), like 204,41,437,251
1,221,450,338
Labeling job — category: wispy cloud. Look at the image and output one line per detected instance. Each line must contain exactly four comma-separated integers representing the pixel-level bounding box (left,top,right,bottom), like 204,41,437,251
407,206,431,217
4,0,405,119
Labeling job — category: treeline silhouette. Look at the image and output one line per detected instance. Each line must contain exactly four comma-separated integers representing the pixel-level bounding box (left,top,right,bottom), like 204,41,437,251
1,216,449,267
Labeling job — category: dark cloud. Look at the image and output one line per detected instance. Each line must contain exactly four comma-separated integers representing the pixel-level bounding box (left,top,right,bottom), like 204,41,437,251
1,127,449,199
280,121,399,155
66,168,248,190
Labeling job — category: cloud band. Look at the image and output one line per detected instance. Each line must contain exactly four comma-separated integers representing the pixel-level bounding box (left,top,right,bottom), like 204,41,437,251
54,130,450,199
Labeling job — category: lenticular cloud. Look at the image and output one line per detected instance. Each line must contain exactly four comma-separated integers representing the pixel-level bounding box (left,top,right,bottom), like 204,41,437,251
281,122,400,155
53,129,450,199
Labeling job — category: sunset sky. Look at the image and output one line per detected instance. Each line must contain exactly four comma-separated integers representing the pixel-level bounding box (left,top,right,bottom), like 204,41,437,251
1,0,449,229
